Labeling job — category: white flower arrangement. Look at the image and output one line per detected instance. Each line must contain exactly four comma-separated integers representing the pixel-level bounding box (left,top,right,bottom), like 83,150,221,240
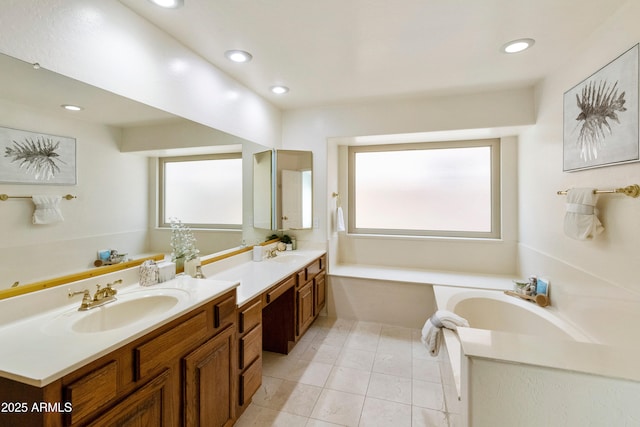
170,218,200,262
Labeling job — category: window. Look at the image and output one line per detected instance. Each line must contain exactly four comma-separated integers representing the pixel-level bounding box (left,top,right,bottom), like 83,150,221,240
348,139,500,238
159,154,242,228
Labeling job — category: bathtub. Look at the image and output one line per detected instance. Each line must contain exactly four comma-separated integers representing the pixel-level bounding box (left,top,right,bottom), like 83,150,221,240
432,285,592,404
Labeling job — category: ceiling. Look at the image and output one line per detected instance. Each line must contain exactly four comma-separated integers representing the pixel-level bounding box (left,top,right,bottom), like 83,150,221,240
119,0,628,110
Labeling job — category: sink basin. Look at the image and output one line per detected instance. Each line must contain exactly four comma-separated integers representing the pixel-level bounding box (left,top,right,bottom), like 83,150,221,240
269,254,305,264
72,294,179,333
44,288,189,335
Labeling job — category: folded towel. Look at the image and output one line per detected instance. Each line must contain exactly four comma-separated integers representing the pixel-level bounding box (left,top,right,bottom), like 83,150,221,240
421,310,469,357
563,188,603,240
335,206,345,232
32,195,64,224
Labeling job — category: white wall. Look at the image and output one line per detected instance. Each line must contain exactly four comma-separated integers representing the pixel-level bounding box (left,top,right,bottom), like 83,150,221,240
327,277,436,328
0,99,149,286
283,88,533,274
517,0,640,345
0,0,281,148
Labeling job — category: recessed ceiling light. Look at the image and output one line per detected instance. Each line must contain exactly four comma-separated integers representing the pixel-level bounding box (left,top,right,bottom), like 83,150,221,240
270,85,289,95
501,38,535,54
61,104,83,111
147,0,184,9
225,50,253,63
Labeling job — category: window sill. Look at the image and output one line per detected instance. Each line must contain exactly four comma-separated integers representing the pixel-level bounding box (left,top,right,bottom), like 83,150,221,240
340,232,505,244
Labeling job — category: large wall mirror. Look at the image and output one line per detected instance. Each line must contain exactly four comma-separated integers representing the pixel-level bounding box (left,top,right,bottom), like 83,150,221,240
0,52,268,294
253,149,313,231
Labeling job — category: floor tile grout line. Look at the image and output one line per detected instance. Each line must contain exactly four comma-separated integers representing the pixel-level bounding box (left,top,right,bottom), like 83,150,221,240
243,319,453,426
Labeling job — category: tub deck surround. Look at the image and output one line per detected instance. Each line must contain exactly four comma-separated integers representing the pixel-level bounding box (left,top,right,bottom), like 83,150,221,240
457,328,640,383
433,285,640,401
330,264,517,290
206,249,327,306
0,276,239,387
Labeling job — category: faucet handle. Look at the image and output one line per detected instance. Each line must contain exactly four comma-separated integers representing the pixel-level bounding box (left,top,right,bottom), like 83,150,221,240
69,289,90,299
69,289,92,308
105,279,122,296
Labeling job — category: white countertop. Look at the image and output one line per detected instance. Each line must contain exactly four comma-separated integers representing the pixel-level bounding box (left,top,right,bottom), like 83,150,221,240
207,249,327,306
0,248,326,387
0,276,238,387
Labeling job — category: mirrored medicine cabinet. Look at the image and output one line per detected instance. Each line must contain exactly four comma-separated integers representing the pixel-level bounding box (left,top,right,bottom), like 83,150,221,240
253,149,313,231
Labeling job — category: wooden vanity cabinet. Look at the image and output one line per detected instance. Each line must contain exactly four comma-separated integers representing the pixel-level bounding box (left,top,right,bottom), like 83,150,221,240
236,295,263,417
87,369,173,427
183,326,236,427
296,280,315,336
0,288,238,427
296,255,327,339
314,272,326,316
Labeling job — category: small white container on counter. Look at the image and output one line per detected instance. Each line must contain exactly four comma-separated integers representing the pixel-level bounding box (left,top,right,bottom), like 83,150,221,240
157,261,176,283
253,245,263,262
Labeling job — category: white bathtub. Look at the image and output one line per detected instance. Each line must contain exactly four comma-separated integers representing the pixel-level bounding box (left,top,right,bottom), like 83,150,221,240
432,285,592,403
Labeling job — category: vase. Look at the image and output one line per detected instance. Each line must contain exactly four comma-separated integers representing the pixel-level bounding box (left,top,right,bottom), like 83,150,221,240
174,256,185,273
184,257,201,278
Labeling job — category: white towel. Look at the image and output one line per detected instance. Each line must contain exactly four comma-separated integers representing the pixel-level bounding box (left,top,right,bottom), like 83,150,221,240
563,188,603,240
421,310,469,357
335,206,345,232
32,195,64,224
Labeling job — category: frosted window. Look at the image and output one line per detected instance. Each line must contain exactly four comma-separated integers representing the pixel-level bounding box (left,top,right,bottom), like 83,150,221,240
161,155,242,228
349,140,500,238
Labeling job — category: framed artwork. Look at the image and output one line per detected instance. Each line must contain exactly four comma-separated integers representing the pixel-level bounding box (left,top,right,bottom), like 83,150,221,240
563,44,639,172
0,126,76,185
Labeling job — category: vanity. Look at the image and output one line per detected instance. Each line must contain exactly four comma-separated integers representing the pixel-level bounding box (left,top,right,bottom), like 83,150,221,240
205,249,327,417
0,249,326,426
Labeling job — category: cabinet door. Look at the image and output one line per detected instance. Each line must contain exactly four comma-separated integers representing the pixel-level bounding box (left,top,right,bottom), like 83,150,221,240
297,282,314,337
89,370,172,427
184,326,236,427
314,273,326,315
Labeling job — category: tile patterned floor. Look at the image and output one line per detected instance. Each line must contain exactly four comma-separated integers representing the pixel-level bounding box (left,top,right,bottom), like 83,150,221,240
236,317,460,427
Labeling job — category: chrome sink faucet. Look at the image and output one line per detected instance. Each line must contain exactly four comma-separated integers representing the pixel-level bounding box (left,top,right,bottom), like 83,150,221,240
69,279,122,311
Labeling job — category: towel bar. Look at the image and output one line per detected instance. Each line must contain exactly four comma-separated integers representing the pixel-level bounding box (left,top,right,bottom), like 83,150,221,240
556,184,640,198
0,194,76,201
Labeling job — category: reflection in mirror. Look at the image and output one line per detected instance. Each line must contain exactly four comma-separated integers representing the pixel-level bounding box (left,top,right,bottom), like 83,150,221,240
277,150,313,230
0,52,268,293
253,149,313,231
253,150,273,230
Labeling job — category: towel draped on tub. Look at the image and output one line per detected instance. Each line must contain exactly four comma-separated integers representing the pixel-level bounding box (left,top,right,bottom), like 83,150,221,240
421,310,469,357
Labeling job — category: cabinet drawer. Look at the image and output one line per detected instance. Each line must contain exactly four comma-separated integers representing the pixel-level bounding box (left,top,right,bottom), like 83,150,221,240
88,369,172,427
65,360,118,425
239,324,262,369
239,298,262,334
135,311,208,380
265,275,295,304
315,273,326,312
239,357,262,406
296,270,306,286
214,293,236,329
305,256,325,280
